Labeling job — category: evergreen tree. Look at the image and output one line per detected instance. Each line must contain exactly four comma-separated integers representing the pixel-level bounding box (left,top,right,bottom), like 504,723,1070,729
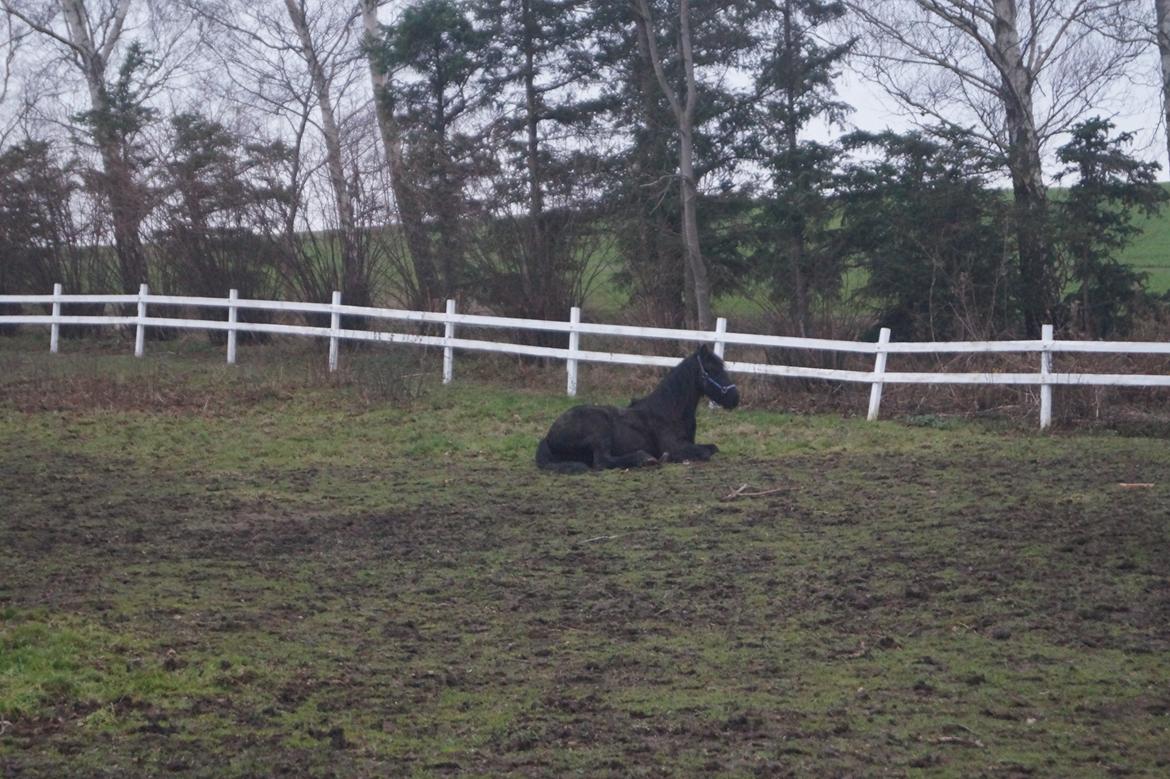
838,129,1015,340
375,0,493,300
72,41,158,294
1053,118,1169,337
156,114,289,298
466,0,605,326
0,139,106,336
591,0,685,324
746,0,852,337
0,141,89,296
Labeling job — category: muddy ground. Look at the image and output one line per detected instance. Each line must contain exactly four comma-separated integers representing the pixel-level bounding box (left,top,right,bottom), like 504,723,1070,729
1,345,1169,776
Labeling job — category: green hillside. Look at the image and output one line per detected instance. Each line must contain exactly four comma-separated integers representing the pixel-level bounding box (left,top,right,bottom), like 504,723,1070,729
1118,183,1170,293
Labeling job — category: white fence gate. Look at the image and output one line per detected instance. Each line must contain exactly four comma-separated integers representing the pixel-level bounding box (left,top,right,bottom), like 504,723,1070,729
5,284,1170,429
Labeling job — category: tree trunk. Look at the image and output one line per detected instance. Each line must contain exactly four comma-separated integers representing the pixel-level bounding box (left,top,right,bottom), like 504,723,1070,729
98,142,149,293
86,73,149,293
678,126,711,328
631,20,685,324
427,71,463,299
1157,0,1170,170
521,0,542,305
285,0,367,308
991,0,1051,337
675,0,712,330
782,1,810,337
634,0,713,330
58,0,146,293
359,0,440,307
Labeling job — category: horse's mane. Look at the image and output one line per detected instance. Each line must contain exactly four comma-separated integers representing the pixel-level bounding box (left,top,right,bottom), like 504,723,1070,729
629,352,702,410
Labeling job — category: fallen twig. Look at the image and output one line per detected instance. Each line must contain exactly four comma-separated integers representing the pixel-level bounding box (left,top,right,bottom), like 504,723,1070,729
1118,483,1154,489
582,533,630,543
723,483,748,500
921,722,986,749
950,723,985,740
720,484,786,501
581,529,658,544
922,735,985,748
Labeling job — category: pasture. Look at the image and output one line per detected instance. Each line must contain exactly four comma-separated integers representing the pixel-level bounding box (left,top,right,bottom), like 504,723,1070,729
2,338,1169,777
1117,183,1170,294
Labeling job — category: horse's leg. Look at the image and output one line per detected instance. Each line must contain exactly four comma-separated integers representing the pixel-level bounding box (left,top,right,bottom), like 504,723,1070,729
589,436,656,469
584,428,657,469
659,440,717,462
601,450,659,469
599,417,660,469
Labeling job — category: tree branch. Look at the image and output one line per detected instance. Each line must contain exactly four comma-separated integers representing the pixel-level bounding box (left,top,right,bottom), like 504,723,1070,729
631,0,683,123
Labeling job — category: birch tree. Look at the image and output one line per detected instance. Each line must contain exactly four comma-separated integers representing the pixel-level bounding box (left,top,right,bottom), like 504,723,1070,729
846,0,1147,336
3,0,152,292
1,9,25,144
189,0,380,310
281,0,370,309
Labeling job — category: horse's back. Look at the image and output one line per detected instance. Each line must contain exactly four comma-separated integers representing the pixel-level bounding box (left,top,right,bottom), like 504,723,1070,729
545,404,620,446
553,404,657,454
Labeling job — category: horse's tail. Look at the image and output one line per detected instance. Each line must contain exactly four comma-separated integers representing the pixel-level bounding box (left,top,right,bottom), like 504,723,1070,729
535,437,589,475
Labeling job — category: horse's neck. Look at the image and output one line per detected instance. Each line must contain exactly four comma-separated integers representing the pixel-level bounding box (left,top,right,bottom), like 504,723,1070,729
645,362,700,417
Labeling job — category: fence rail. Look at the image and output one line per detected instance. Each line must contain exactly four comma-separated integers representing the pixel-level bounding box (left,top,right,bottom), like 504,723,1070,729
4,284,1170,428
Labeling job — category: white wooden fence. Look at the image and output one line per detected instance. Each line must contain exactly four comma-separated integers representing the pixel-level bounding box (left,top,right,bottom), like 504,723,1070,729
4,284,1170,428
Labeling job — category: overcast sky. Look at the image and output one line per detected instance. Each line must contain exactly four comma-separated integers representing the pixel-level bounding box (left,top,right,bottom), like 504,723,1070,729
2,2,1165,185
818,59,1168,183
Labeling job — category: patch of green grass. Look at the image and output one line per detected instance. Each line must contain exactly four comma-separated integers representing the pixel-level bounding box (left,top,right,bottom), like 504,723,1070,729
0,610,234,721
1117,184,1170,293
2,343,1170,775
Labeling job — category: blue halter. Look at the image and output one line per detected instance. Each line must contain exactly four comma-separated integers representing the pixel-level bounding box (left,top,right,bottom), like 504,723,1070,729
697,354,737,395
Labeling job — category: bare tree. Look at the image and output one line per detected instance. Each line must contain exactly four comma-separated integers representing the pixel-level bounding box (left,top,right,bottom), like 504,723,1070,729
846,0,1147,335
632,0,713,330
1,10,25,144
282,0,369,308
188,0,377,310
3,0,155,292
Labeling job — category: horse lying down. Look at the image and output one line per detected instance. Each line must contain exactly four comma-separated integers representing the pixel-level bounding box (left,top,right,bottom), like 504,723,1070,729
535,345,739,474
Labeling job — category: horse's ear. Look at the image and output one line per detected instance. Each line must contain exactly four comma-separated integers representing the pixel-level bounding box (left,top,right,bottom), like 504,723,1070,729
698,344,710,357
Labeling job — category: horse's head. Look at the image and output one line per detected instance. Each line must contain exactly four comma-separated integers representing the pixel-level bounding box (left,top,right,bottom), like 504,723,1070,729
696,345,739,409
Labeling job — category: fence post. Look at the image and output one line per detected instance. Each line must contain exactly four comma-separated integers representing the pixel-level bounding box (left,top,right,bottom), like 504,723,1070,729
1040,324,1053,430
227,289,239,365
443,298,456,384
709,317,728,409
712,317,727,359
328,290,341,372
50,283,62,354
867,327,891,421
135,283,148,357
567,306,581,396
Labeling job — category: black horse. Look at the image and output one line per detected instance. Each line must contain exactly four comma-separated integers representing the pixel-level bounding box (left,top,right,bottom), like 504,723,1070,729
535,345,740,473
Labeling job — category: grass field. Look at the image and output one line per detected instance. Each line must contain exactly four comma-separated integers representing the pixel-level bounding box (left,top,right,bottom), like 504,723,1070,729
2,340,1169,776
581,184,1170,320
1118,187,1170,293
